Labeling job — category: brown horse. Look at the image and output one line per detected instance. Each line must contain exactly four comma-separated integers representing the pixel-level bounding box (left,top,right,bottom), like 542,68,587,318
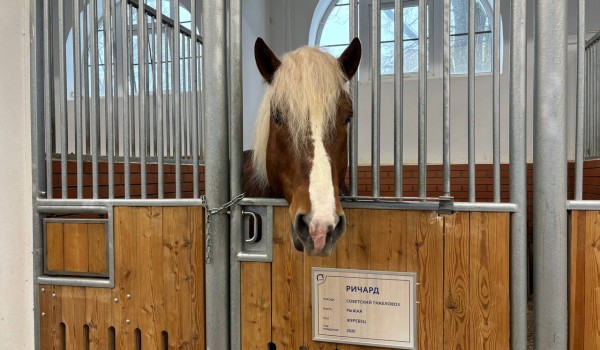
243,37,361,256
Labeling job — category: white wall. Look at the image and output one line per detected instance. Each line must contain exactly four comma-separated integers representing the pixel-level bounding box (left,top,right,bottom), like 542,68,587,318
0,0,34,348
259,0,600,164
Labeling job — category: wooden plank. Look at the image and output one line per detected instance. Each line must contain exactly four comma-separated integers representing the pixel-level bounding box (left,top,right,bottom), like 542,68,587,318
85,287,112,350
113,207,138,348
368,209,407,272
40,285,62,350
444,212,470,349
62,286,87,349
63,223,89,273
178,207,194,348
407,211,444,350
495,213,510,349
88,223,107,274
585,211,600,350
190,207,205,349
241,262,272,350
271,207,304,349
45,223,64,272
304,245,337,350
136,206,164,349
469,212,493,349
570,211,587,349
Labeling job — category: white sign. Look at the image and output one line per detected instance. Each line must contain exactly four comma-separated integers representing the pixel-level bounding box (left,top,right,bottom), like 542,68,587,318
312,268,416,349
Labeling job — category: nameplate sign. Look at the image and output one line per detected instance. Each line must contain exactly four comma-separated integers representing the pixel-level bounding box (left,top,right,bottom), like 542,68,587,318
312,268,416,349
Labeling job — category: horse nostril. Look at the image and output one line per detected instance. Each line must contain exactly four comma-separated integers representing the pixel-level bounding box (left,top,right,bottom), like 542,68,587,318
294,214,310,240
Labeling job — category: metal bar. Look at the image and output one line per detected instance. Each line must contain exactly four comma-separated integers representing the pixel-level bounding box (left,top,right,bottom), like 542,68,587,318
156,1,164,199
534,0,568,346
510,0,528,347
121,0,131,198
349,0,358,197
191,0,199,199
467,0,475,202
104,0,114,199
59,0,67,199
37,199,206,207
418,0,427,198
229,0,242,347
442,0,450,196
181,36,188,160
83,2,90,156
128,7,136,159
574,0,584,199
174,0,182,198
394,0,403,198
139,0,147,199
74,0,84,198
150,18,157,158
37,276,114,288
198,41,204,160
492,0,500,202
127,0,203,41
90,0,100,199
371,0,381,198
202,0,230,347
43,0,53,198
568,200,600,210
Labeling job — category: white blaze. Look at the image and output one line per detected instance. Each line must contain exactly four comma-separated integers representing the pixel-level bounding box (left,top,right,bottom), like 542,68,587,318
308,121,336,252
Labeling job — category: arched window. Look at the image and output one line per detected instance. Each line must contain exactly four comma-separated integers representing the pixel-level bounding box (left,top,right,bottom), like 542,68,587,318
65,0,198,98
312,0,500,75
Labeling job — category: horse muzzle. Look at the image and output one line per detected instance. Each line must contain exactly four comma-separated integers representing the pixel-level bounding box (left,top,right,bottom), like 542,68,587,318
292,213,346,256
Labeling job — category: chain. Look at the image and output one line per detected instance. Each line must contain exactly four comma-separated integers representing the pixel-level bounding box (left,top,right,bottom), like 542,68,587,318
201,192,246,264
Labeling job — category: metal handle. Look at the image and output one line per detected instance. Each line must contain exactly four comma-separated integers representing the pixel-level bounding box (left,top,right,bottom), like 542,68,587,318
243,210,260,243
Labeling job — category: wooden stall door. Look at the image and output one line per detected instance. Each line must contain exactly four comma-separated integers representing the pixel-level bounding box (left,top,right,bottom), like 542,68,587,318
242,208,510,350
39,206,205,350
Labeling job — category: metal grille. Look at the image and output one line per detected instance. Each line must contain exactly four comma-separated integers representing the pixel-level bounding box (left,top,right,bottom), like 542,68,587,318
43,0,203,200
584,32,600,160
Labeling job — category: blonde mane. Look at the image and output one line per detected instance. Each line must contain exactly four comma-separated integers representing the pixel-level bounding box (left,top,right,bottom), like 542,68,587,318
252,46,347,189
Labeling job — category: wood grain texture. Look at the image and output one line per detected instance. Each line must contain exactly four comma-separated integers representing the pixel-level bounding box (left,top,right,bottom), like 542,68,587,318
570,211,587,349
408,211,444,350
63,223,89,272
46,223,64,272
40,285,63,350
271,207,304,349
585,211,600,350
85,287,112,350
495,213,510,350
190,207,205,349
87,223,107,274
241,262,272,350
62,286,87,349
444,212,470,349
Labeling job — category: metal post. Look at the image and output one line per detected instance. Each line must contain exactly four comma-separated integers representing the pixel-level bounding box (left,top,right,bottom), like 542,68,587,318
468,0,475,202
418,0,427,198
121,0,131,198
574,0,584,200
492,0,501,203
90,0,100,199
138,0,148,199
74,0,84,198
156,0,164,199
191,0,199,199
371,0,381,198
43,0,53,199
442,0,450,196
394,0,403,198
229,0,243,348
174,0,182,198
104,0,114,199
349,0,358,197
202,0,230,349
510,0,528,347
534,0,568,347
59,0,67,199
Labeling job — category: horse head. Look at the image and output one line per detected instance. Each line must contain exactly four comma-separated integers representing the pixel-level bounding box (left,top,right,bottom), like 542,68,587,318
249,37,361,256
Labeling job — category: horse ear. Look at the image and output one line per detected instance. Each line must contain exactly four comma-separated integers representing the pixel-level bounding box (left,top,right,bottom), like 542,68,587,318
254,37,281,84
338,37,362,80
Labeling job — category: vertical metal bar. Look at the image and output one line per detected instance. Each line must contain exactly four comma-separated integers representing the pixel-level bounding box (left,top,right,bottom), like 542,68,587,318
138,0,147,199
371,0,381,198
492,0,500,202
203,0,230,348
574,0,584,199
156,1,164,198
418,0,427,198
59,0,67,198
198,41,204,160
150,18,157,158
229,0,243,348
121,0,131,198
104,0,114,199
534,0,568,346
442,0,450,196
467,0,475,202
43,0,53,198
349,0,359,197
510,0,528,347
129,7,136,158
191,0,199,198
83,1,90,156
74,0,84,198
181,35,187,160
174,0,182,198
90,0,100,199
597,45,600,158
394,0,403,198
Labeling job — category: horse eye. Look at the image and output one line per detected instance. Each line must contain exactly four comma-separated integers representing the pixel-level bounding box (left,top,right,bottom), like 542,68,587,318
272,113,283,126
344,114,352,125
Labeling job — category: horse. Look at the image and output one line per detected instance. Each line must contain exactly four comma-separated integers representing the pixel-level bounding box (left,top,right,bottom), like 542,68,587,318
243,37,361,256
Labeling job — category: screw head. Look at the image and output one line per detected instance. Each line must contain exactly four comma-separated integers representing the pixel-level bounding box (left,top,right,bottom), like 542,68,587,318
125,319,131,325
41,312,46,317
126,294,132,299
41,288,46,293
51,293,56,299
113,298,119,303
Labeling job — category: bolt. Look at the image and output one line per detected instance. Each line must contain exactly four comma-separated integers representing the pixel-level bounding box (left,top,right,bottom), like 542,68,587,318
51,293,56,299
113,298,119,303
126,294,131,299
41,288,46,293
125,319,131,325
41,312,46,317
